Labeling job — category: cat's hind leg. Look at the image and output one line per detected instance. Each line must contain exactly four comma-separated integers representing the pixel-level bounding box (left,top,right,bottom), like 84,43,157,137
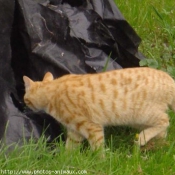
137,113,169,146
65,129,84,150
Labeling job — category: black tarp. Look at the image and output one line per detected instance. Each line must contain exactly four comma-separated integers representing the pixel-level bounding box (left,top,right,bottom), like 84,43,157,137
0,0,144,150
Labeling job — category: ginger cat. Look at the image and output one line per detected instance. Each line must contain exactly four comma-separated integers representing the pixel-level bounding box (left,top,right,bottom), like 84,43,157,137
23,67,175,152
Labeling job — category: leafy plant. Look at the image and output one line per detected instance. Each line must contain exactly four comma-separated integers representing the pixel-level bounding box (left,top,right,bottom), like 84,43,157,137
139,58,175,78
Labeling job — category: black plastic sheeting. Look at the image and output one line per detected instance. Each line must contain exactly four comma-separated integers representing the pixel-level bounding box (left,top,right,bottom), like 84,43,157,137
0,0,144,150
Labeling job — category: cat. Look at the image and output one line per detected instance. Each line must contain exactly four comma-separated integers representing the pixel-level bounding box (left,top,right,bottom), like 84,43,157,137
23,67,175,152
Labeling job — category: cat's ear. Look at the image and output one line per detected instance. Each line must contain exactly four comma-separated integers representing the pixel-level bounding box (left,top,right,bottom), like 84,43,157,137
43,72,54,82
23,76,34,90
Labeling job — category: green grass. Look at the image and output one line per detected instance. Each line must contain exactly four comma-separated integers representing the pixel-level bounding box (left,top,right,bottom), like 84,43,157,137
0,111,175,175
115,0,175,77
116,0,175,57
1,0,175,174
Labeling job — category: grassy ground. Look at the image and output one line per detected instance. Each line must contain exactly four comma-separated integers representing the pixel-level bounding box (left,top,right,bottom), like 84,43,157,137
0,112,175,175
1,0,175,175
116,0,175,76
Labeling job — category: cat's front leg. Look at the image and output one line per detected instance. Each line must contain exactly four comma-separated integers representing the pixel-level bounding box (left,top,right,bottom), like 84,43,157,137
86,123,105,158
77,122,105,156
87,125,105,152
65,129,84,150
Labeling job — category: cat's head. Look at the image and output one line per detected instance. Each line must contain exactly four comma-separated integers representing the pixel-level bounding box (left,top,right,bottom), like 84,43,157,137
23,72,54,112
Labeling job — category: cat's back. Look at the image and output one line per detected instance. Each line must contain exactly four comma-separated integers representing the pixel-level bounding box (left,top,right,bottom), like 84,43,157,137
84,67,174,89
54,67,174,91
92,67,174,85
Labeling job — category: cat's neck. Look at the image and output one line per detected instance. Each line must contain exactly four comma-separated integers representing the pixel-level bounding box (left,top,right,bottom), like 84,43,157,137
42,81,60,117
